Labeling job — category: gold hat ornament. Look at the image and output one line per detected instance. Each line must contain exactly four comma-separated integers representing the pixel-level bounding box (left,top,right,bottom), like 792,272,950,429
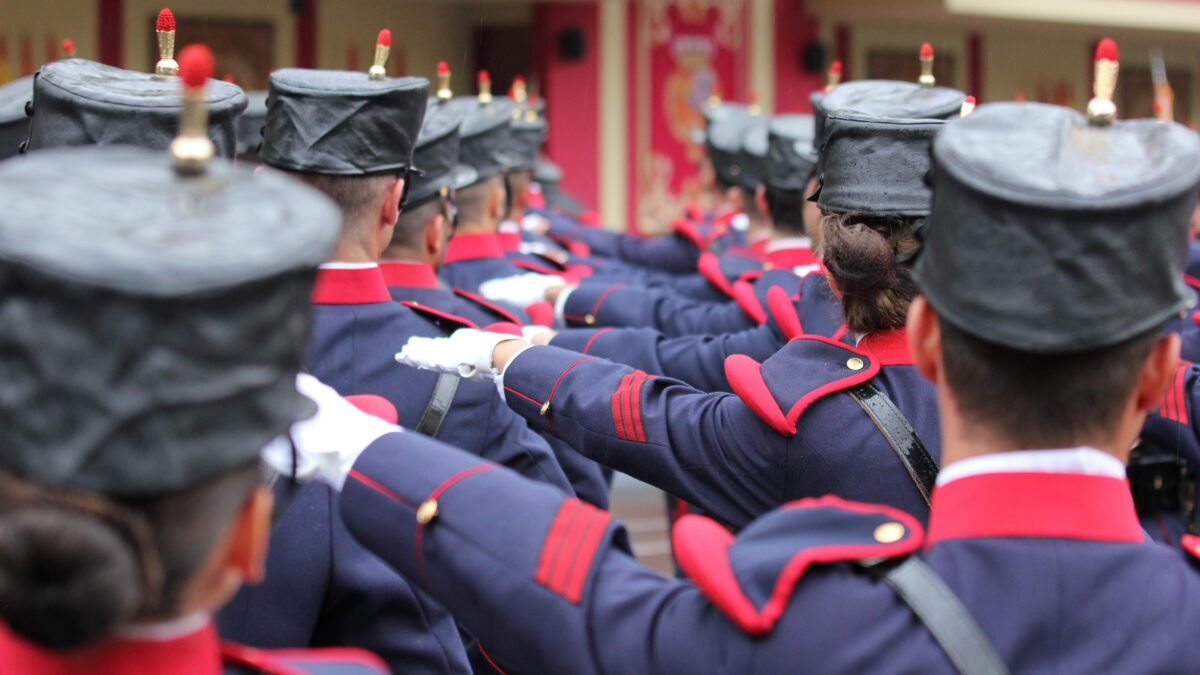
369,29,390,81
477,69,492,105
960,95,976,117
171,43,215,174
825,59,842,92
1087,37,1119,125
155,8,178,76
436,61,452,102
918,42,935,88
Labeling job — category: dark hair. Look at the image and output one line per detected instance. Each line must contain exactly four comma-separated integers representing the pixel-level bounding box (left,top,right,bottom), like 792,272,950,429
388,198,447,256
820,213,920,334
940,320,1161,447
763,184,807,236
0,461,262,650
455,175,503,227
292,173,398,231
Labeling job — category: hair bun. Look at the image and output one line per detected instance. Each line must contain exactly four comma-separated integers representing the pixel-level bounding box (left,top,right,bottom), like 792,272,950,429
823,221,898,298
0,505,144,650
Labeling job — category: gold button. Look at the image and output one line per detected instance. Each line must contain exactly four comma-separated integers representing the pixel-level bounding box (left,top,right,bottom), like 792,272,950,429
539,401,551,416
585,314,596,325
846,357,865,371
416,499,439,525
874,522,906,544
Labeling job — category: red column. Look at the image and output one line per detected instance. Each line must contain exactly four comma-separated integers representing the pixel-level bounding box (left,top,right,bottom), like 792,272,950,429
295,0,317,69
966,32,983,100
774,0,821,113
98,0,123,67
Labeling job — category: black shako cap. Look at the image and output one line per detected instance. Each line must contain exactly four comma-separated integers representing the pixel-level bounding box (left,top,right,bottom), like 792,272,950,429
26,59,247,158
736,116,769,191
816,110,943,217
0,76,33,160
237,89,268,159
916,102,1200,354
0,146,341,497
509,99,548,172
261,68,429,176
705,103,753,188
409,99,477,208
766,114,816,191
813,80,963,151
444,94,518,185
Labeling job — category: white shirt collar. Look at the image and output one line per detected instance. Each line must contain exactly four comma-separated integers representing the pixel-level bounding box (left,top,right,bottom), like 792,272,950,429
116,612,210,641
319,262,378,270
767,236,812,253
936,447,1125,486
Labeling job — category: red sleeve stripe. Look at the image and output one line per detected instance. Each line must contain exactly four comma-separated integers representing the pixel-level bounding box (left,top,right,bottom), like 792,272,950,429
1162,363,1191,425
590,284,626,316
534,499,612,604
611,370,651,442
629,371,650,442
612,372,635,441
581,327,613,354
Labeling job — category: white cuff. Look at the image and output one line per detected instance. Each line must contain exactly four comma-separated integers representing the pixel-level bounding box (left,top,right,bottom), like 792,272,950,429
553,286,576,323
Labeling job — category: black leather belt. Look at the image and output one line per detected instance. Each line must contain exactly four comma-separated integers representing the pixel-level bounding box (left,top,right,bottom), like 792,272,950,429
416,372,460,437
847,381,938,505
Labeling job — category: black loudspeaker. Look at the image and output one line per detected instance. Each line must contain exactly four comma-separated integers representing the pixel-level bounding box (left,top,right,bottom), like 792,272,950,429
802,41,827,73
558,28,585,62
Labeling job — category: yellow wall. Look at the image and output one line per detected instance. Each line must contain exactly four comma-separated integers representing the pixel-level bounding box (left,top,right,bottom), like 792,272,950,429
0,0,97,78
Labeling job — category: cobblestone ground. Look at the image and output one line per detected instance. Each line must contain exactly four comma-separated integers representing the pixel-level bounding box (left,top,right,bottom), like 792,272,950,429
609,474,674,577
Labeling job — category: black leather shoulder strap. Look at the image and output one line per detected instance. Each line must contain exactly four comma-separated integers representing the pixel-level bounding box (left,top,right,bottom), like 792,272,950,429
415,372,460,437
847,381,938,505
861,557,1010,675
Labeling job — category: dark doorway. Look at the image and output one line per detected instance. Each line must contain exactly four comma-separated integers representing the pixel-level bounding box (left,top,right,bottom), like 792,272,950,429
474,26,533,96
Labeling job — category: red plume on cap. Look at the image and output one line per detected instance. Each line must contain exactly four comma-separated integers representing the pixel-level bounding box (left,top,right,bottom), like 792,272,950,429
478,69,490,83
920,42,933,60
178,44,213,88
377,29,391,48
62,39,74,57
157,8,175,33
964,95,976,105
437,60,450,76
1095,37,1118,62
830,60,842,75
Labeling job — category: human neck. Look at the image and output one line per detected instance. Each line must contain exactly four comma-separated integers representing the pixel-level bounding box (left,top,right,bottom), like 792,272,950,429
454,220,496,236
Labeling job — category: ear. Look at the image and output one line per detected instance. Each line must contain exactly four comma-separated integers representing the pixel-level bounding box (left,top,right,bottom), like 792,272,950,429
907,296,942,385
382,178,405,227
226,485,274,583
425,212,447,257
754,185,768,217
489,182,507,221
1135,333,1181,414
725,186,743,211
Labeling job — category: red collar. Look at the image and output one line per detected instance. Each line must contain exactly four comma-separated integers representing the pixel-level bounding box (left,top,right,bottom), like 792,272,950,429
748,238,770,259
857,329,912,366
0,622,222,675
497,230,523,253
379,261,440,289
926,472,1144,547
311,267,393,304
766,246,819,271
443,233,506,264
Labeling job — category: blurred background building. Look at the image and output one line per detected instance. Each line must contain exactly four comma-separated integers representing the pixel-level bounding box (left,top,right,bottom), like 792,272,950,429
5,0,1200,232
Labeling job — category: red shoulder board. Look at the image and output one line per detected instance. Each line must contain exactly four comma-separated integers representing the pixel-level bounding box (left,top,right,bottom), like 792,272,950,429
732,279,767,324
767,284,803,339
674,496,923,637
672,218,706,250
222,643,389,674
453,288,524,325
1160,361,1194,426
485,321,524,336
697,252,736,298
1193,310,1200,328
525,300,555,327
1185,274,1200,292
343,395,399,424
1182,534,1200,563
400,301,479,333
724,336,880,436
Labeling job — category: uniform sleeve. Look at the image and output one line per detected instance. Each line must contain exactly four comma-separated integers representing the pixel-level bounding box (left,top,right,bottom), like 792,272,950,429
500,345,787,527
562,284,757,337
476,388,577,498
550,323,786,393
339,432,764,675
611,231,701,273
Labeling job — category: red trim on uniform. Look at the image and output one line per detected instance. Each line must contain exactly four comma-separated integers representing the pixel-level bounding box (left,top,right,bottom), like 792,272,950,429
379,261,440,289
724,355,794,435
612,370,652,442
485,321,524,336
590,284,626,317
1181,533,1200,561
767,285,802,338
1192,310,1200,328
534,499,612,603
542,357,595,426
504,386,543,408
498,230,523,253
525,300,555,327
1161,363,1188,425
926,473,1144,547
0,622,225,675
674,496,922,637
581,327,613,354
344,395,399,425
698,252,736,298
766,246,820,272
224,644,389,673
612,373,633,441
749,237,770,260
1185,273,1200,291
399,301,480,331
858,329,913,367
831,324,849,342
348,468,416,508
476,643,509,674
672,219,706,250
443,233,507,264
413,464,500,584
454,288,523,325
311,267,393,304
782,339,880,426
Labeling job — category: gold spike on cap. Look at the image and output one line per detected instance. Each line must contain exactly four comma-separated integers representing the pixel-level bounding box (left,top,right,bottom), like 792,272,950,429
825,60,842,92
525,94,539,123
477,70,492,105
369,29,390,81
171,44,215,174
511,74,528,103
960,95,976,117
1087,37,1119,126
155,8,178,76
436,61,452,102
918,42,934,88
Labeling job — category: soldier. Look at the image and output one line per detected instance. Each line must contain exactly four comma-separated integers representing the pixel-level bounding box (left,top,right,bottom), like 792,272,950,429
0,45,386,674
288,52,1200,673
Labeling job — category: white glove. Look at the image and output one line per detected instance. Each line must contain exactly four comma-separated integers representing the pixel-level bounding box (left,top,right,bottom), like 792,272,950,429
261,373,399,490
396,328,522,382
521,325,555,342
479,273,563,307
